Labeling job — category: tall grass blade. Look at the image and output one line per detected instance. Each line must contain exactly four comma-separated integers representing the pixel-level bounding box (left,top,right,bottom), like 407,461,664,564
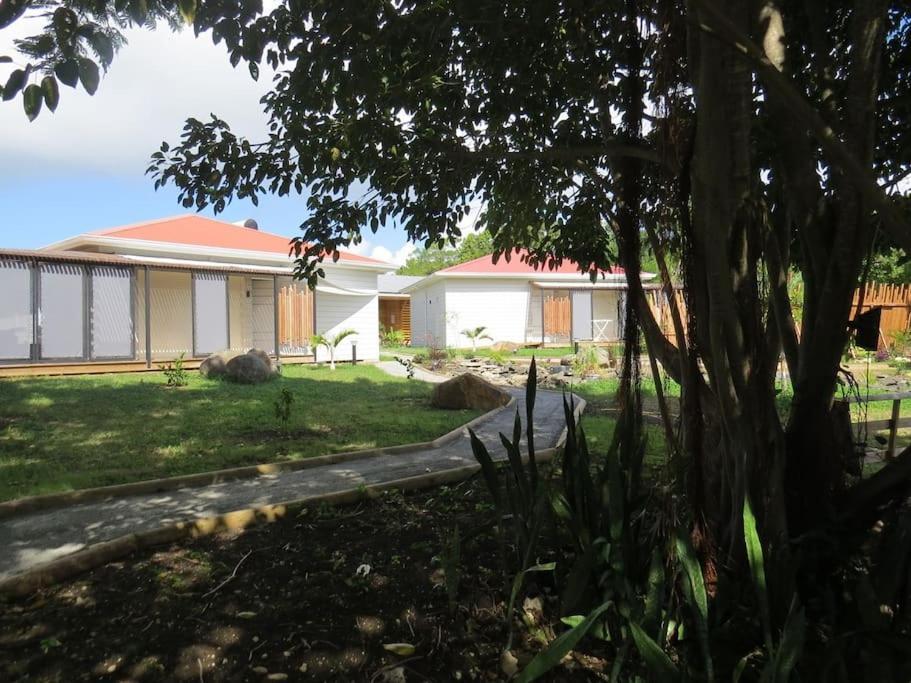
526,356,538,490
675,529,713,682
629,621,680,683
469,428,502,510
743,496,773,650
516,600,613,682
763,599,805,683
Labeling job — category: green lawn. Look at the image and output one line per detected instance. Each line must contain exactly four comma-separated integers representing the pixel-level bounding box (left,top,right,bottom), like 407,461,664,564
0,364,480,502
382,345,577,359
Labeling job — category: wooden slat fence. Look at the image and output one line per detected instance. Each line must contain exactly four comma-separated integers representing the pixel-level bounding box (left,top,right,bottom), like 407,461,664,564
852,283,911,350
278,285,314,353
379,299,412,342
543,293,571,340
647,282,911,351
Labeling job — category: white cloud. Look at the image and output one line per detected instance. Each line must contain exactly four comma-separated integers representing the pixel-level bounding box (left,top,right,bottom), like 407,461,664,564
0,19,273,177
348,239,416,266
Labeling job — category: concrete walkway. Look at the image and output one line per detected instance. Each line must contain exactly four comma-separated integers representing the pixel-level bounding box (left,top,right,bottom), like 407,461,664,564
0,371,575,581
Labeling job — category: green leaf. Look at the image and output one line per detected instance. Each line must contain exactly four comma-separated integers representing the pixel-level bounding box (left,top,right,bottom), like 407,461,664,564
2,69,27,102
178,0,197,24
675,529,713,681
764,602,805,683
468,428,501,510
23,84,43,121
629,622,679,683
249,61,260,80
41,76,59,112
743,496,772,650
55,60,79,88
516,600,612,682
129,0,149,24
77,58,100,95
89,33,114,66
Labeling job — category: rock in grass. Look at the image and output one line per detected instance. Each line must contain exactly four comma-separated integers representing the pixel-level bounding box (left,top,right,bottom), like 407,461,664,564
246,348,278,375
199,353,228,379
430,373,510,411
225,353,273,384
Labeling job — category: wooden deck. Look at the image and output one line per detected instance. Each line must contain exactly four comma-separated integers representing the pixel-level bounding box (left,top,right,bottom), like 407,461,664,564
0,355,316,378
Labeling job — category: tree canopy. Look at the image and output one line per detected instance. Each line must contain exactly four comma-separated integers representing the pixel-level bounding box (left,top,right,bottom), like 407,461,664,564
4,1,911,678
397,230,492,275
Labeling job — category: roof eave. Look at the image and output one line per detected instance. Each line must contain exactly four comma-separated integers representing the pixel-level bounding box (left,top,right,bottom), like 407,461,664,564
44,235,392,271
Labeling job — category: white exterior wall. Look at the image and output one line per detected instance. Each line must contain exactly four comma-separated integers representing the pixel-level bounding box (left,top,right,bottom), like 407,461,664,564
443,279,532,347
314,265,380,362
592,291,621,341
409,280,447,347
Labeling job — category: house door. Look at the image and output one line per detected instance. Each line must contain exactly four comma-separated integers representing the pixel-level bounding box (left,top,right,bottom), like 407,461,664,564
251,278,275,353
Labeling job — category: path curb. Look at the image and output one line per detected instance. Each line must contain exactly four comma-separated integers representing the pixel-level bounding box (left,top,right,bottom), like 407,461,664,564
0,397,515,520
0,397,584,598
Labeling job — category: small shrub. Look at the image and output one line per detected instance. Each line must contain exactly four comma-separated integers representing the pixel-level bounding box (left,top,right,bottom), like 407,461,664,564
488,350,508,366
572,345,601,377
273,388,294,433
159,353,189,387
380,326,407,347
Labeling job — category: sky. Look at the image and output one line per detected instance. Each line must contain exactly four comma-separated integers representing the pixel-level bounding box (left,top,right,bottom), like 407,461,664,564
0,17,471,265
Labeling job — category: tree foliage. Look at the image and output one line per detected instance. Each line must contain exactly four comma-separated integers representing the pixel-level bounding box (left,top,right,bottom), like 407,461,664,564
398,230,493,275
5,0,911,678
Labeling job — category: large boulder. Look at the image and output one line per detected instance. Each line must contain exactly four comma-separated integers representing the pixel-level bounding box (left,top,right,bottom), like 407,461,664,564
225,353,273,384
199,352,229,379
431,373,511,412
246,348,276,373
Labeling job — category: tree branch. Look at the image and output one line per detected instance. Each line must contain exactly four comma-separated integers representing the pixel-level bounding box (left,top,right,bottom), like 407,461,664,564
689,0,911,254
443,142,664,165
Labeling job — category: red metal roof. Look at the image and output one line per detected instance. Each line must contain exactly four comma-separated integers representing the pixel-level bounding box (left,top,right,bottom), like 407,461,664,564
90,215,391,266
437,249,624,275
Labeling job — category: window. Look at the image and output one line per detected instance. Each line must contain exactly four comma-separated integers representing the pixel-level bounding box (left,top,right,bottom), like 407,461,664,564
0,260,33,360
92,267,133,358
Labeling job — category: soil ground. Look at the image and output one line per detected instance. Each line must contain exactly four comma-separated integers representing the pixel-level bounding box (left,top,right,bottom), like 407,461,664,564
0,476,605,682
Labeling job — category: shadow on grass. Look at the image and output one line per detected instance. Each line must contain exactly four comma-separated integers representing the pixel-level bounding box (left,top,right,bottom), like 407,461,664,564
0,365,478,501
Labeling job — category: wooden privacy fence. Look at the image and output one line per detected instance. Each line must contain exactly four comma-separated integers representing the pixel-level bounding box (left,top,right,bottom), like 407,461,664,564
278,285,314,353
852,283,911,349
543,292,571,339
379,298,412,342
647,282,911,351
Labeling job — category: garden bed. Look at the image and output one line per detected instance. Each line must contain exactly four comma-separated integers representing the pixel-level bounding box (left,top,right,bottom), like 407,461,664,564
0,477,603,682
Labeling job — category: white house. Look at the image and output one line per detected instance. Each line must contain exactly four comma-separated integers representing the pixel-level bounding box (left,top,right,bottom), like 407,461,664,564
403,250,656,348
0,215,392,375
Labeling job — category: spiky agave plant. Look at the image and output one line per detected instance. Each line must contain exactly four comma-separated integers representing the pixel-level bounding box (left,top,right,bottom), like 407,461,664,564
310,329,357,370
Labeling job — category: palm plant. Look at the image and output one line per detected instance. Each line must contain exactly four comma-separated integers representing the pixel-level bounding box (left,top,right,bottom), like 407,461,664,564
310,329,357,370
462,325,492,353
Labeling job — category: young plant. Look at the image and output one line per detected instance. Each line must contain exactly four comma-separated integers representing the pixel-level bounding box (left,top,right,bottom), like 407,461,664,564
273,387,294,434
571,345,601,378
462,325,493,353
439,524,461,615
159,353,188,387
380,326,407,347
310,329,357,370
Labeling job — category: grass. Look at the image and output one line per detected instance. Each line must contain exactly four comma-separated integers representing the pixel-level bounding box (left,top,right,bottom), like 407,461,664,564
382,345,578,359
0,364,481,502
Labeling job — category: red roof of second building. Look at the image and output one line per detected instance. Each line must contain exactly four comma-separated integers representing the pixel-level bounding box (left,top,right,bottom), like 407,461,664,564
437,249,624,276
90,215,390,266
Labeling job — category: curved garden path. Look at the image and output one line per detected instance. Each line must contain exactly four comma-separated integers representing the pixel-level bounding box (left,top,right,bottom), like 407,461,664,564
0,364,578,582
